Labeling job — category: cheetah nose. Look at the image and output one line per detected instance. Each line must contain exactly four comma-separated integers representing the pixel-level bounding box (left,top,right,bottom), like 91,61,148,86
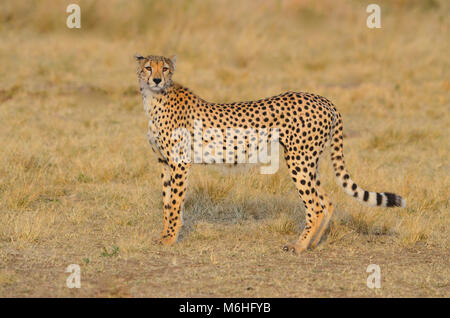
153,78,162,85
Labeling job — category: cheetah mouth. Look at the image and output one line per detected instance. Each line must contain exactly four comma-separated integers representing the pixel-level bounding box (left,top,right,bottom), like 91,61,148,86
146,81,164,92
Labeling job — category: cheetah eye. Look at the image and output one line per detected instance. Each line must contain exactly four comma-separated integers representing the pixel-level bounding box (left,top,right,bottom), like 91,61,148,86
145,66,152,72
162,66,169,72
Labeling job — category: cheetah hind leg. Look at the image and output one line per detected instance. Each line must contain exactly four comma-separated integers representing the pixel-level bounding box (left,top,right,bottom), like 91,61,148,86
308,156,334,249
282,156,323,254
282,190,325,254
309,187,334,248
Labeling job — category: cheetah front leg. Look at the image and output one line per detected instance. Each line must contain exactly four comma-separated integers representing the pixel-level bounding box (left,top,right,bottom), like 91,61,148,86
157,162,190,246
160,161,172,208
157,162,171,240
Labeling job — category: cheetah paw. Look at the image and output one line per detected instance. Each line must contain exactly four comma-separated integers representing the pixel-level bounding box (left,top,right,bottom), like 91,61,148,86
282,242,307,254
155,236,176,246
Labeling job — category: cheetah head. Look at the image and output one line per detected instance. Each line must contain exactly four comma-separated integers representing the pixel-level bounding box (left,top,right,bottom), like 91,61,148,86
135,54,177,92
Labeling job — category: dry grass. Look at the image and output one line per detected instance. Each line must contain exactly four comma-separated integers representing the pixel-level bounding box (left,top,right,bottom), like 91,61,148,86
0,0,449,297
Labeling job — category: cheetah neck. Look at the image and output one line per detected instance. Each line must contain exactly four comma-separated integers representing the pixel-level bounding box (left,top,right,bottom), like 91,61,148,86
139,79,168,117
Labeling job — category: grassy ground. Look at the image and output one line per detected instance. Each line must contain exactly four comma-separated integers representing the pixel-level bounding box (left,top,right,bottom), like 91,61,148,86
0,0,449,297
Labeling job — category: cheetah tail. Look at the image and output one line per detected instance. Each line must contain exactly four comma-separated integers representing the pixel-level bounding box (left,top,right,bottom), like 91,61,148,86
329,112,406,208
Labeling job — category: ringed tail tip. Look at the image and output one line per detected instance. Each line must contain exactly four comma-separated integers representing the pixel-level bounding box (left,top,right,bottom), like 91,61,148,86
384,192,406,208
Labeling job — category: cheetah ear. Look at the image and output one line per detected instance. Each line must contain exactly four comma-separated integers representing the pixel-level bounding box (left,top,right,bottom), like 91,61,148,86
134,54,145,64
169,55,177,70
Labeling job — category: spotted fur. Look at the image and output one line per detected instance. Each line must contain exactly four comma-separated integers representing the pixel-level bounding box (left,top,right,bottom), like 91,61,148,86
135,54,406,253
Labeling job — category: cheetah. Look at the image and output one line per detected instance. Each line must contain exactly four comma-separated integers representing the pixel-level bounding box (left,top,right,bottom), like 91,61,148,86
134,54,406,254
